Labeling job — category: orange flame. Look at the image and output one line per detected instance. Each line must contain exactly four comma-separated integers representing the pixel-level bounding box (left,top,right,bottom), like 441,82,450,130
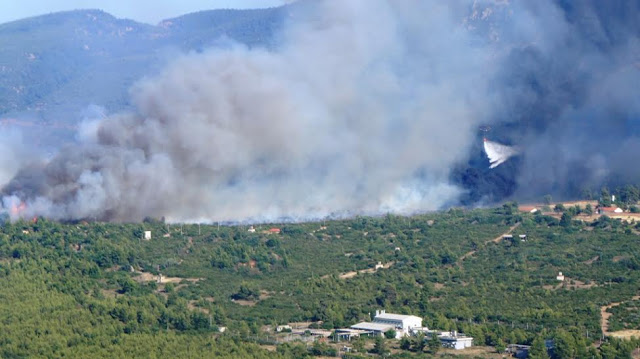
10,202,26,217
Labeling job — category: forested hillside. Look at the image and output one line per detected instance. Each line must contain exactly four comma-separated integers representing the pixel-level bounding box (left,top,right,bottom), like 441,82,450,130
0,6,288,148
1,205,640,357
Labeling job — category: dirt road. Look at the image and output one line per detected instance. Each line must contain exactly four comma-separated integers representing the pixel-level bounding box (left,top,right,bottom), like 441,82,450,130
601,295,640,338
457,222,521,265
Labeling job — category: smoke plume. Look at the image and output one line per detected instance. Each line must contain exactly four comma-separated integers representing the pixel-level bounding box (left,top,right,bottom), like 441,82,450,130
0,129,29,188
2,0,639,222
504,1,640,201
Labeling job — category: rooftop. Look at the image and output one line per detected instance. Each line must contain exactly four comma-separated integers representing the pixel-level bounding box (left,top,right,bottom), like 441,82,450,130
351,322,396,332
440,335,473,341
375,313,422,321
600,207,622,211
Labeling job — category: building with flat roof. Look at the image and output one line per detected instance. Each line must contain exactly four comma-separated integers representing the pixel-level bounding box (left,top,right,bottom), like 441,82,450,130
372,310,423,333
350,322,396,334
335,328,372,341
439,331,473,350
344,310,423,339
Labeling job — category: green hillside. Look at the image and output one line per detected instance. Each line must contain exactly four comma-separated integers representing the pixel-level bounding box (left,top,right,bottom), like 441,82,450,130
0,7,287,148
1,205,640,357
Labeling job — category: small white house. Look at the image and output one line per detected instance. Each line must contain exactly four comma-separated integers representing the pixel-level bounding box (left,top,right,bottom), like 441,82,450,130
276,325,292,332
248,226,256,233
519,234,527,241
144,231,151,240
556,272,565,281
439,331,473,350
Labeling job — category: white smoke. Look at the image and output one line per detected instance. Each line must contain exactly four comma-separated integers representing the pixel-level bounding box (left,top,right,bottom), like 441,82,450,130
483,139,520,169
2,0,506,222
0,129,29,188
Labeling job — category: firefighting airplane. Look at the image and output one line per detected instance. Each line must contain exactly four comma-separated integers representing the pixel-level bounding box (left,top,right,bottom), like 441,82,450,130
483,138,519,169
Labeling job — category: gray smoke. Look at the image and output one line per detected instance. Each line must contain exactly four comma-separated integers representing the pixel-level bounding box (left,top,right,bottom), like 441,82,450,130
0,129,30,188
502,1,640,200
2,0,639,222
2,0,501,222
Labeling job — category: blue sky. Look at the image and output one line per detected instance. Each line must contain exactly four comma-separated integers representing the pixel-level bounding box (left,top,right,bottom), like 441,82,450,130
0,0,288,25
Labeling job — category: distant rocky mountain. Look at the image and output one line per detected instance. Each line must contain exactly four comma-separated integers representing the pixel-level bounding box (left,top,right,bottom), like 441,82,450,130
0,7,289,147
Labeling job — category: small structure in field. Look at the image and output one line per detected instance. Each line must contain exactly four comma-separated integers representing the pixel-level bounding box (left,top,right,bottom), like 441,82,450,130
519,206,539,213
276,325,292,332
598,207,623,214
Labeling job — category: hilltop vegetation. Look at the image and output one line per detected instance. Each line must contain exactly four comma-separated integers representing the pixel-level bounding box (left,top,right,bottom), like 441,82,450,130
0,6,288,148
1,204,640,357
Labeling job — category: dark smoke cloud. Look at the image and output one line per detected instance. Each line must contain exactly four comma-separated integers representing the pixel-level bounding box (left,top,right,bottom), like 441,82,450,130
451,0,640,203
500,1,640,200
1,0,639,222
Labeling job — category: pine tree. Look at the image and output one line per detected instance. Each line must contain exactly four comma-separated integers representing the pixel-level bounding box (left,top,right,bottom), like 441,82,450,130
373,336,388,356
428,334,441,354
529,336,550,359
412,332,426,352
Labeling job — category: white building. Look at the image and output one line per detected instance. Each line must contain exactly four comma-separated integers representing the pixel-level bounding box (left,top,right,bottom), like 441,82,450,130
349,310,422,338
144,231,151,240
556,272,565,281
276,325,292,332
373,310,422,333
439,331,473,350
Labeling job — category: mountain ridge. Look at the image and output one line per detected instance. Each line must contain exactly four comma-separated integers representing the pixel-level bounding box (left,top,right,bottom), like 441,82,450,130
0,7,288,147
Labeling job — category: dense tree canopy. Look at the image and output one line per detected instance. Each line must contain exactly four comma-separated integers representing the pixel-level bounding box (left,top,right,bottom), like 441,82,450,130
1,203,639,357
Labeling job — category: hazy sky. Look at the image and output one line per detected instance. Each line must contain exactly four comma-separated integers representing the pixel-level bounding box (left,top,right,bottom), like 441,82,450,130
0,0,288,25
